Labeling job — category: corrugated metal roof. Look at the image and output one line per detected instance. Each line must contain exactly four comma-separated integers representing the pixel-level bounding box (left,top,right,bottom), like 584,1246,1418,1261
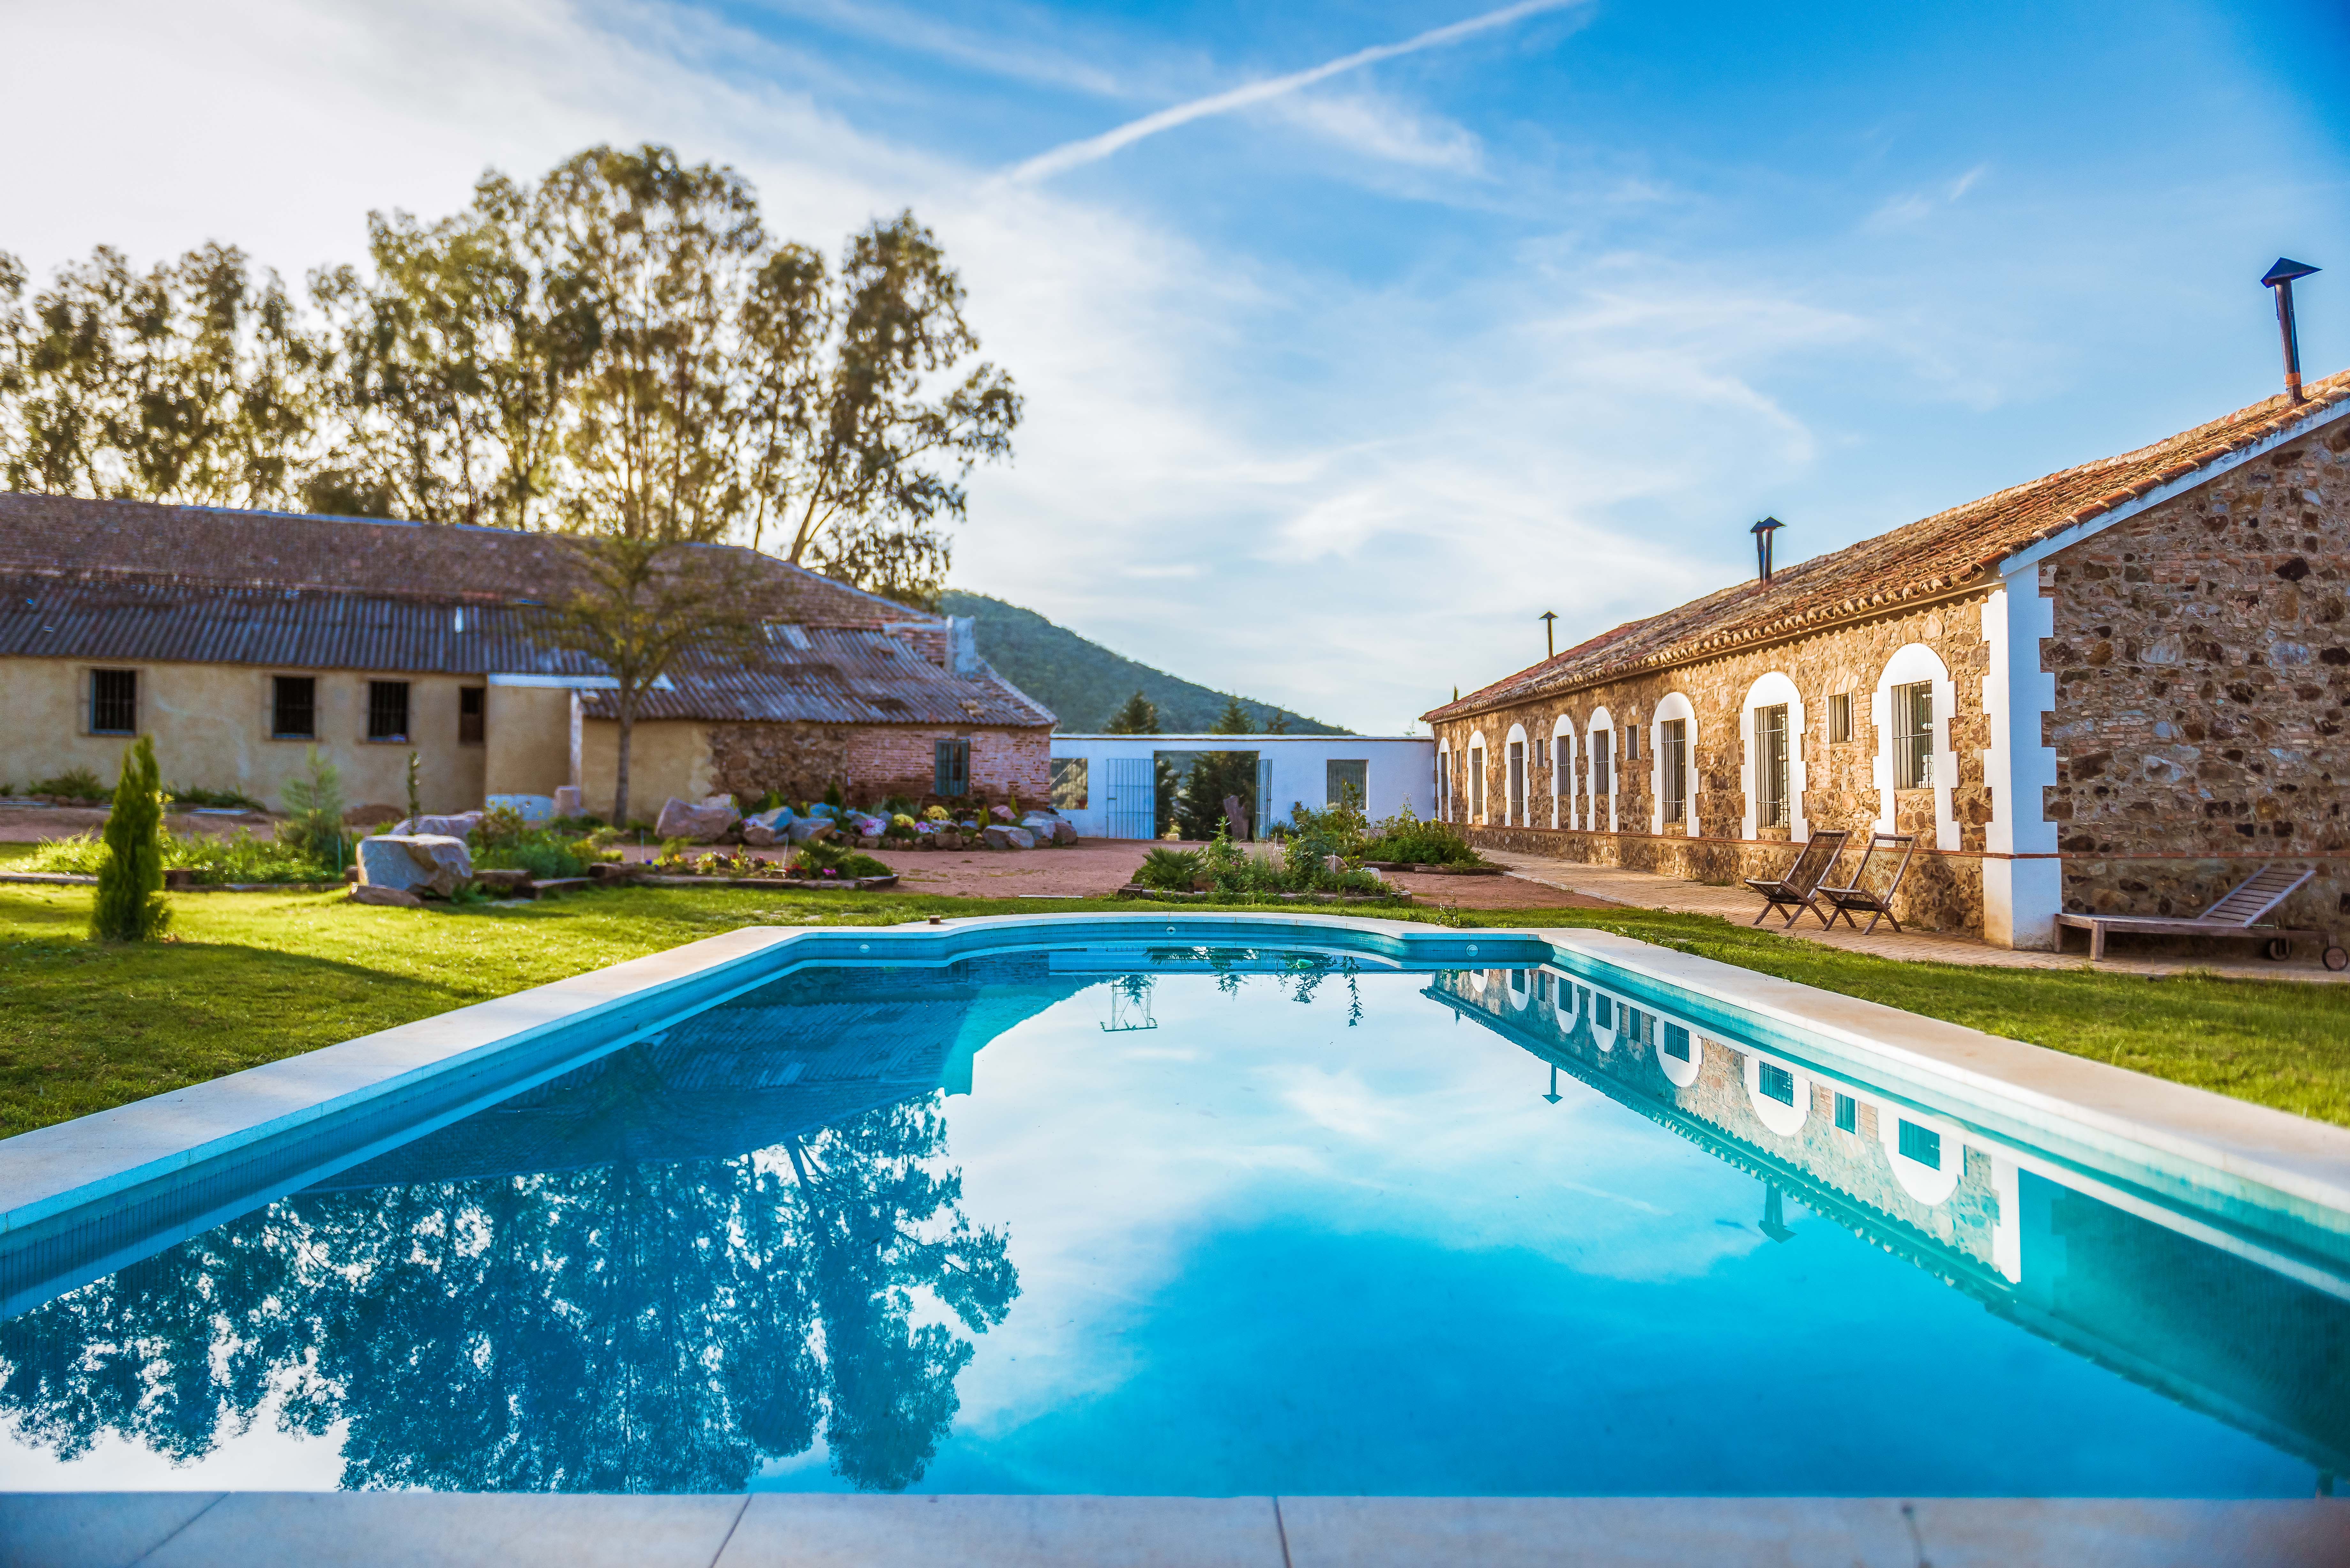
585,625,1055,727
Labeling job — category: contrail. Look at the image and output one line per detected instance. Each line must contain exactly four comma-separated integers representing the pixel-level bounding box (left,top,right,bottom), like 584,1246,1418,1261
1005,0,1585,184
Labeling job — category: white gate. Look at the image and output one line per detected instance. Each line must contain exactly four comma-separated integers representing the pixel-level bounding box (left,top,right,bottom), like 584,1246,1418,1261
1103,757,1157,839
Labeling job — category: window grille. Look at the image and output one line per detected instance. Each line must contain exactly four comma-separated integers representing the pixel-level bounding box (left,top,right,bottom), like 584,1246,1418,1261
1834,1093,1858,1133
458,686,485,745
1553,736,1570,814
1758,1061,1795,1105
1326,758,1368,808
1753,704,1790,828
366,681,410,742
1828,691,1853,744
1594,993,1613,1029
1893,681,1934,788
1591,731,1611,815
1506,742,1525,824
1663,1022,1690,1060
1050,757,1088,810
934,738,971,796
1897,1119,1942,1169
1470,749,1485,820
273,676,317,740
1508,968,1527,997
1661,719,1687,824
1622,725,1639,762
89,669,138,735
1436,751,1450,819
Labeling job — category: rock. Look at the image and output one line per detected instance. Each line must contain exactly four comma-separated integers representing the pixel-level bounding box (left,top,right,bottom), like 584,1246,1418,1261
917,836,939,851
359,834,474,898
1051,820,1079,846
983,825,1036,850
589,862,651,885
787,816,837,844
741,822,779,848
553,786,583,818
989,805,1015,823
936,831,962,850
474,868,533,895
350,884,425,908
1322,853,1345,875
390,811,483,839
654,795,740,842
857,835,883,849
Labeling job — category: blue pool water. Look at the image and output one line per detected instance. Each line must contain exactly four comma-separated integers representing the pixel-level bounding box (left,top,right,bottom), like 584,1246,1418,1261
2,941,2345,1496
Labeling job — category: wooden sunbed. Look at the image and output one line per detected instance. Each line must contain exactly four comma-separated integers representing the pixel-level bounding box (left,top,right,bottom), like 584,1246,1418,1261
1744,831,1849,928
1816,833,1917,936
2053,864,2347,968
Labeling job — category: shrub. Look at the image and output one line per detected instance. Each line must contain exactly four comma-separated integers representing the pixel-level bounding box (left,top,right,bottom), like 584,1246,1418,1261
29,826,333,884
1358,802,1481,866
476,805,531,846
89,739,169,942
165,785,265,811
792,837,892,879
28,767,107,803
278,748,349,870
1135,846,1207,890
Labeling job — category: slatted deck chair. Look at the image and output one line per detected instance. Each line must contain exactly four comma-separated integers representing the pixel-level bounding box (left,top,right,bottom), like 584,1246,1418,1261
1743,830,1849,928
1815,833,1917,935
2053,864,2347,969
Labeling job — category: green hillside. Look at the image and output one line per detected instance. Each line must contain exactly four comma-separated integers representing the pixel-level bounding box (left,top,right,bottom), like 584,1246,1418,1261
940,591,1349,735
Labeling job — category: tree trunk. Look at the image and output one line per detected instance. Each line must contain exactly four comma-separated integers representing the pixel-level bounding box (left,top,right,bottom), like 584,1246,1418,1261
613,688,637,829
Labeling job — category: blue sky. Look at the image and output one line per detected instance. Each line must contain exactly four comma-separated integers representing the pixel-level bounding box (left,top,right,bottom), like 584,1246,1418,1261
4,0,2347,729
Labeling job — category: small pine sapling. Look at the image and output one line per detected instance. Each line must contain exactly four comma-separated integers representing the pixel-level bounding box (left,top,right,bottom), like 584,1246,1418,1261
90,737,170,942
405,750,423,827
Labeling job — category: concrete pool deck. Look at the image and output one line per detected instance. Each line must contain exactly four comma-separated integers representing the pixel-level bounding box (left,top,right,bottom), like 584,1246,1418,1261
6,1491,2346,1567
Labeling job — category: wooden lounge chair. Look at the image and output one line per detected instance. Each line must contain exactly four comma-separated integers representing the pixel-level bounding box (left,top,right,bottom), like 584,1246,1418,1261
2053,864,2348,968
1744,830,1849,928
1815,832,1917,935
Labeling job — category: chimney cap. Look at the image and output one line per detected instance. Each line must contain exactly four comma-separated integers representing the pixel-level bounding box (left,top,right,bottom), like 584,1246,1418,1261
2263,258,2320,287
1750,515,1785,535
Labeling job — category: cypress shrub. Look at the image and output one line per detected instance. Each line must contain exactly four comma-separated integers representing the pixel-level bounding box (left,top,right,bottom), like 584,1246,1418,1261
90,737,170,942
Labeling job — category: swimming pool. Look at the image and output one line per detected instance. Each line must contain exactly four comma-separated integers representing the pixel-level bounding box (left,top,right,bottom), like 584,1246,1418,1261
1,918,2344,1496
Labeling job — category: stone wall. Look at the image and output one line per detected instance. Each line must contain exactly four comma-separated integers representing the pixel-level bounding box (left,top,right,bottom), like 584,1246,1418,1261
1433,597,1996,933
2042,419,2350,934
706,722,1051,811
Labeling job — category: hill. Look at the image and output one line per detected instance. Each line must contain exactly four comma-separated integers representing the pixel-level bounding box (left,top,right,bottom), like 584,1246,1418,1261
939,591,1349,735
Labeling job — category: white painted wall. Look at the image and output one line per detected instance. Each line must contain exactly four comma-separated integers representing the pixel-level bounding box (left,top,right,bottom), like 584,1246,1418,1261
1047,733,1435,839
1981,578,2062,949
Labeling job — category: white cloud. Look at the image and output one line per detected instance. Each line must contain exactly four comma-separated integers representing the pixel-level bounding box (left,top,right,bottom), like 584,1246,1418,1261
1264,86,1487,175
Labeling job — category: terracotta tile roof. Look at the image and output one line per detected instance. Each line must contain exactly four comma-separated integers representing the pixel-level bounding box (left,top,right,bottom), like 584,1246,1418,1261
1425,371,2350,722
0,491,916,627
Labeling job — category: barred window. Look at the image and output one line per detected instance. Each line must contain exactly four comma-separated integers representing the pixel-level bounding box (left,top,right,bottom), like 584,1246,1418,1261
1661,719,1688,824
458,687,485,746
1753,703,1790,827
1663,1022,1691,1061
1591,730,1610,806
366,681,410,742
1505,742,1525,824
1828,691,1853,744
1327,758,1367,808
89,669,138,735
1897,1119,1943,1170
273,675,317,740
934,737,971,797
1834,1092,1859,1133
1758,1061,1795,1105
1893,681,1934,788
1051,756,1088,810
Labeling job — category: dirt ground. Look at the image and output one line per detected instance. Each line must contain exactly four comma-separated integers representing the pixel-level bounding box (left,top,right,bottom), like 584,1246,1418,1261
0,804,278,844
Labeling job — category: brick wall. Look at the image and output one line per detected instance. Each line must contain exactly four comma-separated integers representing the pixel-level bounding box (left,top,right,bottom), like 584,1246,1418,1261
2043,420,2350,933
1434,598,1995,933
707,721,1051,811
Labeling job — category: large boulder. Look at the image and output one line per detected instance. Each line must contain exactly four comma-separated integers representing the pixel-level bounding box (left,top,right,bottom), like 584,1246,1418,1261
359,834,474,898
787,816,836,845
655,795,740,842
1050,819,1079,846
391,811,483,839
349,884,424,908
983,825,1036,850
740,805,795,848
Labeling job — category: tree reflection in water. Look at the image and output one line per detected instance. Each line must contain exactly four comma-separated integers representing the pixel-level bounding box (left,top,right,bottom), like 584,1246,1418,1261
0,1093,1015,1493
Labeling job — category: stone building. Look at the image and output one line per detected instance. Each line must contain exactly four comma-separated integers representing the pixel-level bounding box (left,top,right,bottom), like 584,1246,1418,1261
1424,371,2350,949
0,494,1053,819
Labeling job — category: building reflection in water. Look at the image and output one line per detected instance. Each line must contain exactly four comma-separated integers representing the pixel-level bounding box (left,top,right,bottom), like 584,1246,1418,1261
1431,964,2350,1482
0,954,1089,1494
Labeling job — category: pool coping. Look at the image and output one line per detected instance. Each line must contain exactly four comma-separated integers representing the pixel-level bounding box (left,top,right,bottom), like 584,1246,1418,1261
5,911,2350,1284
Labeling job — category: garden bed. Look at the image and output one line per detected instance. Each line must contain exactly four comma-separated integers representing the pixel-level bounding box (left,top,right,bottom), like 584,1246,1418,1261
1114,884,1411,905
1360,861,1503,875
638,873,900,892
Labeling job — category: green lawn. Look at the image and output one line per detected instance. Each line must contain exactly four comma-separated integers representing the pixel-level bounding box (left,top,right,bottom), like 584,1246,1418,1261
4,881,2348,1137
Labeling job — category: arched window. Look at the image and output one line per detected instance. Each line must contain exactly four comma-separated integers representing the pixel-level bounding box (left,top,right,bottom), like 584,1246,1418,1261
1650,692,1697,836
1738,673,1808,840
1467,732,1488,823
1550,716,1576,830
1586,709,1616,832
1872,644,1960,849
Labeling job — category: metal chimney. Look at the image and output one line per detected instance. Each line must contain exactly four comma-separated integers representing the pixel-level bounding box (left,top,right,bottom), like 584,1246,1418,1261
2263,258,2320,403
1750,516,1784,583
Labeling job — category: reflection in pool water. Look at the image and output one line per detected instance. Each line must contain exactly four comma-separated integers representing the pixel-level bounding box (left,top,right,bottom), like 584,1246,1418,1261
1,947,2345,1496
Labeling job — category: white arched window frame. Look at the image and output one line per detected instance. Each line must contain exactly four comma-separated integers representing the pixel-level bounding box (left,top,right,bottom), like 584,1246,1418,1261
1649,692,1698,837
1467,730,1489,825
1738,673,1809,841
1585,709,1616,833
1435,737,1452,822
1550,715,1576,830
1503,721,1529,826
1873,643,1960,850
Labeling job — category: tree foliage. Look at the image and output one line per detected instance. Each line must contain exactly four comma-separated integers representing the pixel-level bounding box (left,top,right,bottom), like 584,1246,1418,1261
1106,690,1161,735
0,145,1017,608
90,737,169,942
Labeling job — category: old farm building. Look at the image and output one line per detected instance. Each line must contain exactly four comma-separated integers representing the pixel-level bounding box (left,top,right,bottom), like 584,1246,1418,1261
1424,372,2350,949
0,495,1053,819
